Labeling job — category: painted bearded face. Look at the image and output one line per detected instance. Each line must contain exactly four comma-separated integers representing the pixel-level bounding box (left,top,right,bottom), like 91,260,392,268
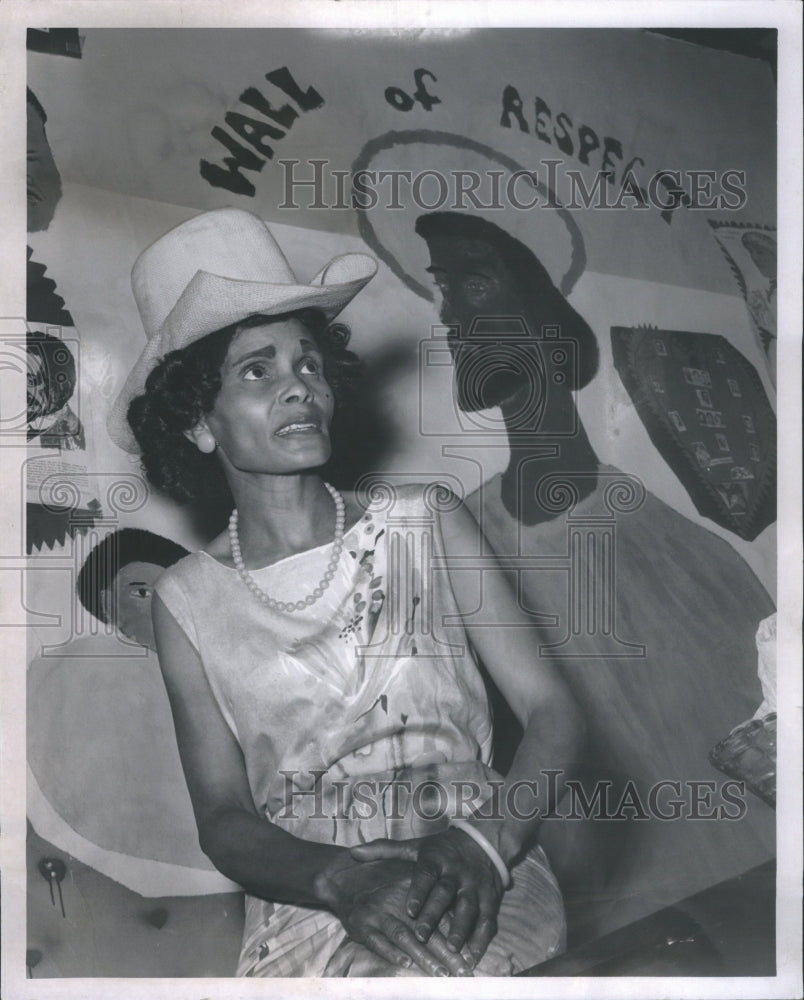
423,233,543,413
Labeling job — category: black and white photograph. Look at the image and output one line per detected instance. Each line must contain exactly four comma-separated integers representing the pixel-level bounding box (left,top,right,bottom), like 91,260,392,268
1,2,801,998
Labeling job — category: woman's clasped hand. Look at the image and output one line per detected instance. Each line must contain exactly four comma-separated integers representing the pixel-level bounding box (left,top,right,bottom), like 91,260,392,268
349,826,505,968
319,831,504,976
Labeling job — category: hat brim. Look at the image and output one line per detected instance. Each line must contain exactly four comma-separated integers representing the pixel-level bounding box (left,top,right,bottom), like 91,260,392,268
108,254,376,453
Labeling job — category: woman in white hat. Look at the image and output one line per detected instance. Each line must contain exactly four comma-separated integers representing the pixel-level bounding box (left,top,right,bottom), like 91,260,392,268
109,208,581,978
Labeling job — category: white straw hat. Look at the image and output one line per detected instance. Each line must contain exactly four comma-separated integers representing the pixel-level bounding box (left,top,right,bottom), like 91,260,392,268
108,208,377,453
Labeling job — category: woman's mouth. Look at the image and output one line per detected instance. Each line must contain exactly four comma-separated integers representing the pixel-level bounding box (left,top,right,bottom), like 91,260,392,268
275,421,321,437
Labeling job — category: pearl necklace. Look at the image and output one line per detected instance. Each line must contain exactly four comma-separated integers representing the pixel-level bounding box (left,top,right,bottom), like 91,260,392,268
228,482,345,613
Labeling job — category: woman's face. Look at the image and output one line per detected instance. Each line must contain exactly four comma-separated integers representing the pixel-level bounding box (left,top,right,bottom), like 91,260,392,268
202,317,335,478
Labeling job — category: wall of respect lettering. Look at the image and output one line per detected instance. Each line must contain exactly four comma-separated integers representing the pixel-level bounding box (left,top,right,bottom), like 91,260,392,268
201,63,749,222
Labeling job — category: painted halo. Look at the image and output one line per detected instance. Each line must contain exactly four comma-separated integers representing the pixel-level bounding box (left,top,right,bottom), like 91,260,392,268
352,130,587,301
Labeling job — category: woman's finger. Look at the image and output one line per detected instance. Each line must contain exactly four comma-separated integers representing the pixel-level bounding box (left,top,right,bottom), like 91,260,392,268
444,888,480,952
413,877,459,941
379,917,452,977
349,838,418,862
466,910,498,967
460,945,476,970
424,930,475,977
406,859,441,920
362,928,415,971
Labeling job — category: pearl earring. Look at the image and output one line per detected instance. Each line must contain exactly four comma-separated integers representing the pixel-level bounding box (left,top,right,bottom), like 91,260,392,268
197,431,217,454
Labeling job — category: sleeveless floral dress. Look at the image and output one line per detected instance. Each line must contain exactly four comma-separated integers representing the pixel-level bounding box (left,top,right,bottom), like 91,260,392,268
156,484,564,976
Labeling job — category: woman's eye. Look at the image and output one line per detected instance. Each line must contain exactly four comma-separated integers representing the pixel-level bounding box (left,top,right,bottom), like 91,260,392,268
243,363,269,381
299,357,321,375
130,587,152,600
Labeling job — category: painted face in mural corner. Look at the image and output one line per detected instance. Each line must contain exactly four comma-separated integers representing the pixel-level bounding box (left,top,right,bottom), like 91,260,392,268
27,100,63,234
423,233,543,415
104,560,165,651
26,334,77,423
26,351,51,422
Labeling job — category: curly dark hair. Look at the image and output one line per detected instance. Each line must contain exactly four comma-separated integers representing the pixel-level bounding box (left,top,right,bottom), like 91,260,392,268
415,211,599,390
127,310,363,504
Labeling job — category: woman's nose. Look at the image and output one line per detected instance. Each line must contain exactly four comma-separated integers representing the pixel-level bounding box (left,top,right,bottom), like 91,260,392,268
278,373,313,404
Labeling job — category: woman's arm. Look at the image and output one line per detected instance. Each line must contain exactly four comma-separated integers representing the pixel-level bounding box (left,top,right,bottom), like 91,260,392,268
153,592,339,903
152,593,472,976
352,496,584,960
437,496,585,863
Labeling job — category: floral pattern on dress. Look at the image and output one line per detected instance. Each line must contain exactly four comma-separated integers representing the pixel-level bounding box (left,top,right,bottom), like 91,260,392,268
339,519,386,644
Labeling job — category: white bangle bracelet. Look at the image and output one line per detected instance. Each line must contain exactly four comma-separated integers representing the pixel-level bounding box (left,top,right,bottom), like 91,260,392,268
449,819,512,891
